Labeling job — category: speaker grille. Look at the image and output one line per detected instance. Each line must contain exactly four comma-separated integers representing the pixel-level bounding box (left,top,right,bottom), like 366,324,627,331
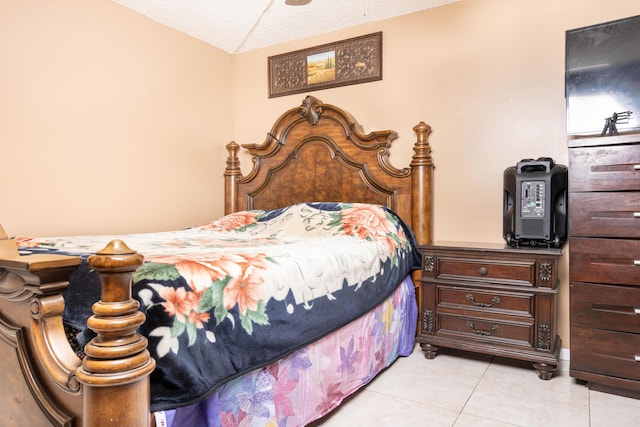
521,218,545,238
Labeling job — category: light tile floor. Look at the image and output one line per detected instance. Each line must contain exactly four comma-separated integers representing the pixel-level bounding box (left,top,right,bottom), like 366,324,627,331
312,344,640,426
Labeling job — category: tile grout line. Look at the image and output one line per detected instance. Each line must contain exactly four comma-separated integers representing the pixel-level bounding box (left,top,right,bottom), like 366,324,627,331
450,355,496,426
587,389,591,427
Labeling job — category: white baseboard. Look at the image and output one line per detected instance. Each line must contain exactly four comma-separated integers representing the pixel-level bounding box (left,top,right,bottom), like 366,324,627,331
560,348,570,361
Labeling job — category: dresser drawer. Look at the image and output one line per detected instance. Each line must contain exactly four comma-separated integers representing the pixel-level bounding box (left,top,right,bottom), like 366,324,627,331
571,327,640,382
571,282,640,333
569,237,640,286
434,256,535,287
438,286,534,318
436,313,533,348
569,144,640,192
569,192,640,238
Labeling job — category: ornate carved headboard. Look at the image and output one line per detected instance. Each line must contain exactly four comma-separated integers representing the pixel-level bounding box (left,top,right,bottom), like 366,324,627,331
224,95,434,244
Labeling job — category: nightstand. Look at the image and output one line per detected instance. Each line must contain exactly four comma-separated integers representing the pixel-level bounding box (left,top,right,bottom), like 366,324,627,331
416,241,562,380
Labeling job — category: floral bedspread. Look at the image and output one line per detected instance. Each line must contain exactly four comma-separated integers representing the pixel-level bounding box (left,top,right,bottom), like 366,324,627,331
15,202,420,412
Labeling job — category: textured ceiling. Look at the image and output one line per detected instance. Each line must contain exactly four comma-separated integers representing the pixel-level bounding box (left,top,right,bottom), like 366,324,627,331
112,0,458,53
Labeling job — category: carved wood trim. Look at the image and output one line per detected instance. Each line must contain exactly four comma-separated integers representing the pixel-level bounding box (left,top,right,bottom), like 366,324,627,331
539,262,552,281
0,268,35,303
423,255,435,273
16,327,75,427
0,251,83,426
423,309,434,334
30,294,82,393
0,314,18,350
298,95,324,124
537,324,551,350
0,294,76,426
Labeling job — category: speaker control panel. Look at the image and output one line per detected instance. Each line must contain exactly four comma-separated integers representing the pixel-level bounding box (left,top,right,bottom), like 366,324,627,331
521,181,545,217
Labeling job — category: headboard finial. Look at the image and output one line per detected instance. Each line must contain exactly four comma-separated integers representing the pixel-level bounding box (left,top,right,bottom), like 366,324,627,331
411,121,434,168
299,95,324,125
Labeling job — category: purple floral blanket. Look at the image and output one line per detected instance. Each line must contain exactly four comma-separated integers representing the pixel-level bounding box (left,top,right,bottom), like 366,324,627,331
15,202,420,411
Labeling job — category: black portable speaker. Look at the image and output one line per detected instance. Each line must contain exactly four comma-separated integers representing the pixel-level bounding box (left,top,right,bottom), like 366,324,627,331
503,157,568,248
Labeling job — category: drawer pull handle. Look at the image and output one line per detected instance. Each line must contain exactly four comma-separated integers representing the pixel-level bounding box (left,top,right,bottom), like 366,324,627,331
635,212,640,218
466,321,500,336
635,260,640,267
466,293,500,308
636,355,640,362
635,165,640,170
478,267,487,276
635,308,640,315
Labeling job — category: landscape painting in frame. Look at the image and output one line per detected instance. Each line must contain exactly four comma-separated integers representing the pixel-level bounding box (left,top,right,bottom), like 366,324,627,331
307,51,336,85
268,32,382,98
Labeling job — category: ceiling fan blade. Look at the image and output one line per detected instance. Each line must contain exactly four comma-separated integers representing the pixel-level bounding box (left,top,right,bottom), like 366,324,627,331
285,0,312,5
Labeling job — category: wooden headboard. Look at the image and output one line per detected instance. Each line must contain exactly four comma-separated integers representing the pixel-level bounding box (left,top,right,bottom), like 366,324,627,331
224,95,434,244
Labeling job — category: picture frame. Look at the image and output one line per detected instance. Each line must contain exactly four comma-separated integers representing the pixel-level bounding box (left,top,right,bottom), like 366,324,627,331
268,32,382,98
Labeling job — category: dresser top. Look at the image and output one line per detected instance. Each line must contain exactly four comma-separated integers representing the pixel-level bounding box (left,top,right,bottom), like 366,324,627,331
568,132,640,148
419,241,563,256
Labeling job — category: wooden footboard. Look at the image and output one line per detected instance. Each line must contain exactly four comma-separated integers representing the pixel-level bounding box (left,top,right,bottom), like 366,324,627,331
0,228,154,426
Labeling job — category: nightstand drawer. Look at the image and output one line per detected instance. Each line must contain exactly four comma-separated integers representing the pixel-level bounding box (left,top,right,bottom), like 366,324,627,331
438,286,534,318
434,256,535,287
436,314,533,348
569,192,640,238
570,237,640,286
570,282,640,333
571,327,640,382
569,144,640,192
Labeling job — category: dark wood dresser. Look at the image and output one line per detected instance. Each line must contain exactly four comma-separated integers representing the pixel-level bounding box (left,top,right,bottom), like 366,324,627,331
568,133,640,398
416,242,562,379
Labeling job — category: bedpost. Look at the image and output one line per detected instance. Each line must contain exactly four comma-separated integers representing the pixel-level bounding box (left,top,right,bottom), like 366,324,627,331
225,141,242,215
410,121,434,245
76,240,155,427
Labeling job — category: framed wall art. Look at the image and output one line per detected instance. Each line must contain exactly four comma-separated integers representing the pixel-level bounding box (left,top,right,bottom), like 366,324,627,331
268,32,382,98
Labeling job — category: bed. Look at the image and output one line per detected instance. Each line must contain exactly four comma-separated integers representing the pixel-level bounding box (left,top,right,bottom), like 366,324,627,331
0,95,434,427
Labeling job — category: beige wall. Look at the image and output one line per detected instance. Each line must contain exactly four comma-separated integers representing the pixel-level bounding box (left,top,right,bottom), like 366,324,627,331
232,0,640,351
1,0,232,236
2,0,639,350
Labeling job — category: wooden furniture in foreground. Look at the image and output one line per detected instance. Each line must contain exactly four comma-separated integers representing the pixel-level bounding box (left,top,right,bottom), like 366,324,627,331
0,95,435,426
0,236,153,426
568,133,640,399
416,241,562,379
